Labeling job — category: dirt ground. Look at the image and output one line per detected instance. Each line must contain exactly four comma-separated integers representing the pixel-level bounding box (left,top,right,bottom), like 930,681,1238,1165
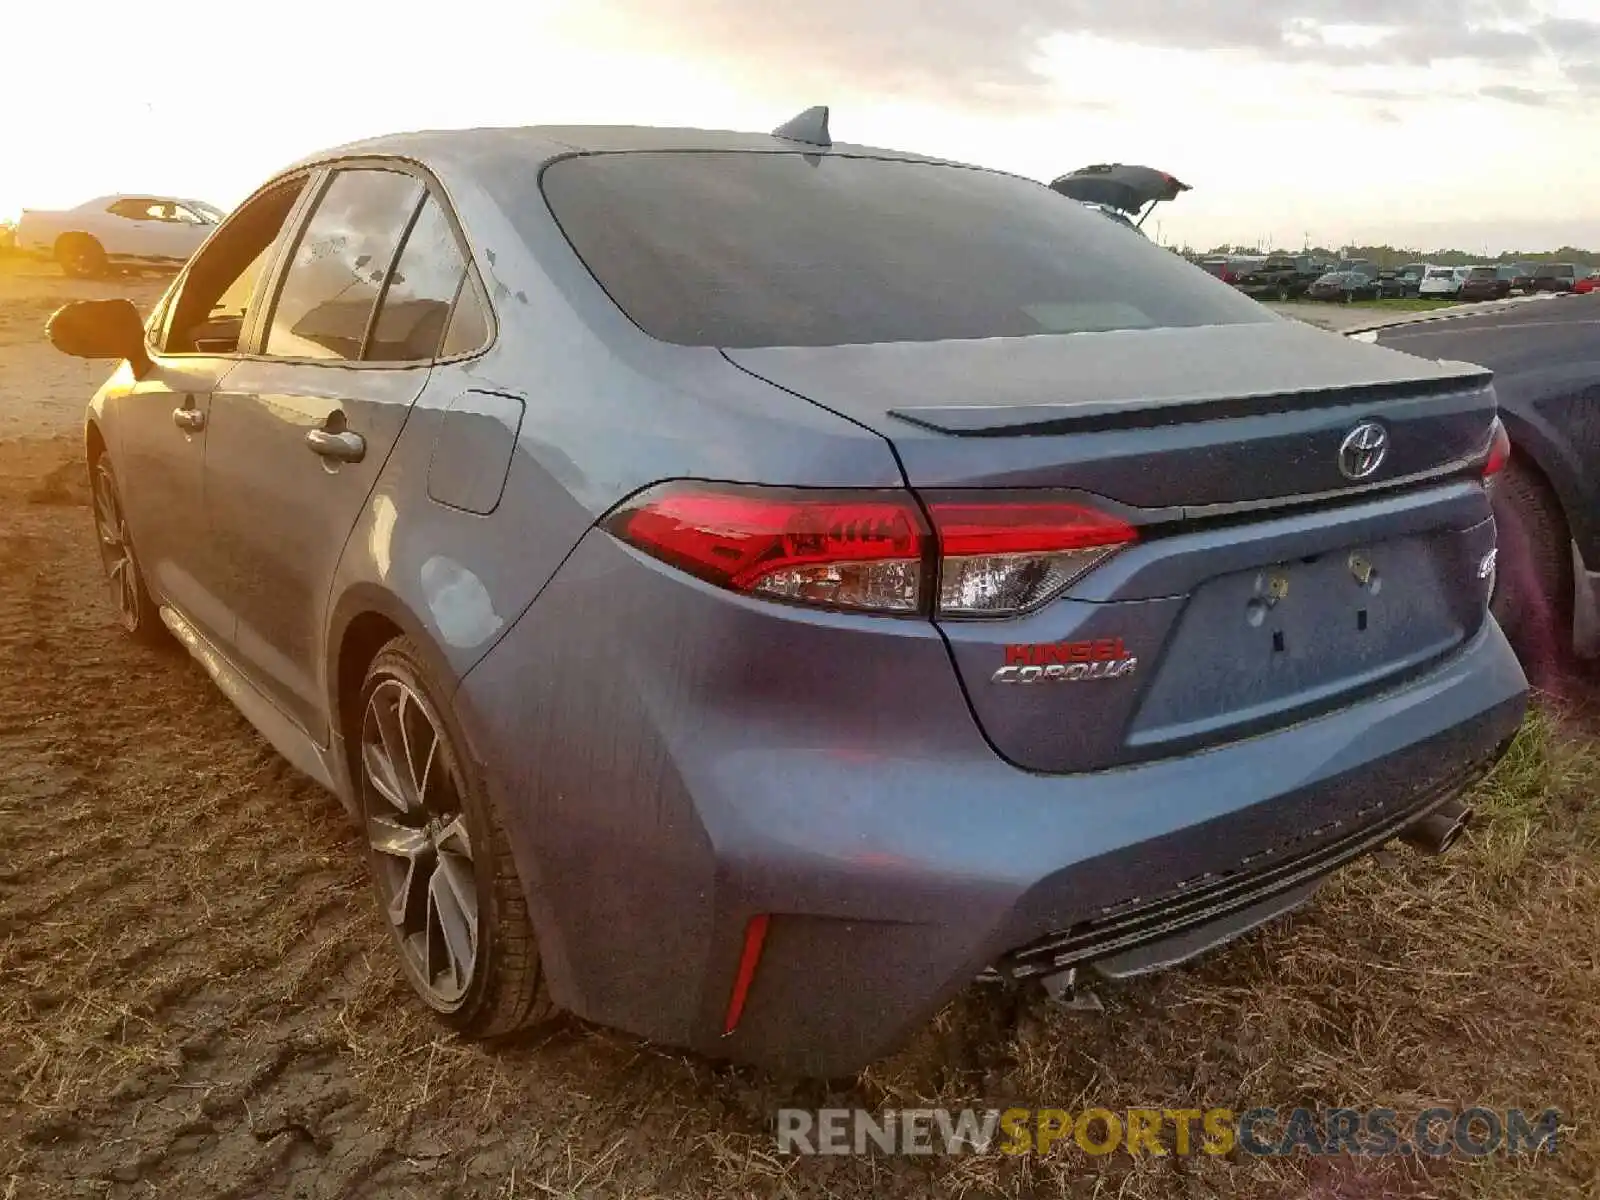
2,260,1598,1199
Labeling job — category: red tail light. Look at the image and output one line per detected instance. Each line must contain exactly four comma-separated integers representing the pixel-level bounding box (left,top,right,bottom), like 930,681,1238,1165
607,483,1138,618
1482,418,1511,481
605,483,929,614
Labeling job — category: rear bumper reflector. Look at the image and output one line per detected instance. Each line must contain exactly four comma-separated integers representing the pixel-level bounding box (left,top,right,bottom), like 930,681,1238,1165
722,914,771,1035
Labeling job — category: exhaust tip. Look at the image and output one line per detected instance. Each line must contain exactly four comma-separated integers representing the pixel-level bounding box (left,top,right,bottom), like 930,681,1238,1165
1398,801,1474,856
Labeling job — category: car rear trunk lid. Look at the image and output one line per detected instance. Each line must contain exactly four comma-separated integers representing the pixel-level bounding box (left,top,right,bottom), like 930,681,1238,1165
726,321,1499,774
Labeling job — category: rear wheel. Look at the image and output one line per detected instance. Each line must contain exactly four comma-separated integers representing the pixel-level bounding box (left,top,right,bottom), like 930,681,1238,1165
1491,457,1573,672
90,457,164,644
56,234,107,279
356,636,554,1036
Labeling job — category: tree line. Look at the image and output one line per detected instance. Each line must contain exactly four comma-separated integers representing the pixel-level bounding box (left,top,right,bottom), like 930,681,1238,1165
1189,243,1597,267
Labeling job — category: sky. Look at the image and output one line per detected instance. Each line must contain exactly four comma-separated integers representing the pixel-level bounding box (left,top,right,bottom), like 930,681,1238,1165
4,0,1599,253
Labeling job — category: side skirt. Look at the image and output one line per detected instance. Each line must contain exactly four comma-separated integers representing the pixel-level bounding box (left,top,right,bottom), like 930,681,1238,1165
158,604,347,801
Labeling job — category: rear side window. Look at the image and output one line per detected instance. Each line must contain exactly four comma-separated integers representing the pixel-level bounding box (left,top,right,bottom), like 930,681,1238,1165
527,152,1271,347
365,195,478,362
264,168,424,361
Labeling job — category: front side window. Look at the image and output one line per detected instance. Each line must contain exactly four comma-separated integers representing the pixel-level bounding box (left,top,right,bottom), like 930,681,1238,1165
263,168,424,362
364,195,474,362
523,151,1271,348
160,178,308,355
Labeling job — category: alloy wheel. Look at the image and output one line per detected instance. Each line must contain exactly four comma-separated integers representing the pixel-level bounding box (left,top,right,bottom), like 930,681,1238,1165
361,677,479,1006
92,461,141,630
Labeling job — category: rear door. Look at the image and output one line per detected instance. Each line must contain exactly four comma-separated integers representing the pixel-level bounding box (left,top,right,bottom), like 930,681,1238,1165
202,164,477,744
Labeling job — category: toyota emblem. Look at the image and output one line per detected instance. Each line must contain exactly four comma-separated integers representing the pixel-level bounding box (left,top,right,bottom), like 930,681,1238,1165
1337,421,1389,480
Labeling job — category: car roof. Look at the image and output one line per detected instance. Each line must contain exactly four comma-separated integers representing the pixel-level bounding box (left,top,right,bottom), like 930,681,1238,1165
78,194,217,210
284,124,968,175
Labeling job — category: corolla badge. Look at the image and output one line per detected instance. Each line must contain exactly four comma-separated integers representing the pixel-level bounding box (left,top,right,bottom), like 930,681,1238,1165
1338,421,1390,481
991,638,1139,684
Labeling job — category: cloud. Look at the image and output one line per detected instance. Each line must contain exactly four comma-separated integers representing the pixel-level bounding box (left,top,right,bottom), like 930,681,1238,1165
1479,83,1553,105
581,0,1598,107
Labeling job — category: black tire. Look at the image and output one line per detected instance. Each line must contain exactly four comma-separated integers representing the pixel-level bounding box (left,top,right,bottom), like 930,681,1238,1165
56,234,107,279
1491,457,1573,668
89,456,165,644
355,636,554,1038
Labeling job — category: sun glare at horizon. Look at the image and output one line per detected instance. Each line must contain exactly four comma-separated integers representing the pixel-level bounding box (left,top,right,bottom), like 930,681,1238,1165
3,0,1597,252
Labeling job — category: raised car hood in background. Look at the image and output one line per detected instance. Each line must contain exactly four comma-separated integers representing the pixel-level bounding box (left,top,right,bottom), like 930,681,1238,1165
1048,164,1191,214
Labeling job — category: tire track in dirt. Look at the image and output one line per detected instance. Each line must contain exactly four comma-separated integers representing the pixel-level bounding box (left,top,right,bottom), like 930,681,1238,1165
0,458,397,1198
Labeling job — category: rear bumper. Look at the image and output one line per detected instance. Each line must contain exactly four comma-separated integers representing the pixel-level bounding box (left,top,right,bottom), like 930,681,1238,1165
457,532,1528,1077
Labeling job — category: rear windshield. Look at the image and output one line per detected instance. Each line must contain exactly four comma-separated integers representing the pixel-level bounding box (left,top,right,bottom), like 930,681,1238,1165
1426,268,1454,278
1468,267,1496,279
526,152,1271,347
1533,264,1573,277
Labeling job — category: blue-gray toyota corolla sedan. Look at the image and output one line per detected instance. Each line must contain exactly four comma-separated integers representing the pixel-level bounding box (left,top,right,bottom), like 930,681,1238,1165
47,110,1528,1077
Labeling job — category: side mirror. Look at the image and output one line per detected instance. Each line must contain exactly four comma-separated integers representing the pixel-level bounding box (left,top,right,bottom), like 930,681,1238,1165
46,299,152,377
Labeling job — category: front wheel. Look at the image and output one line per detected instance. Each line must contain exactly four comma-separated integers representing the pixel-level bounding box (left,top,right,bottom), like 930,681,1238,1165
90,457,165,643
356,636,555,1036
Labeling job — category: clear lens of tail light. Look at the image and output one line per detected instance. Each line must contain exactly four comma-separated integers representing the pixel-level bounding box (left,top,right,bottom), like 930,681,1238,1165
927,499,1139,618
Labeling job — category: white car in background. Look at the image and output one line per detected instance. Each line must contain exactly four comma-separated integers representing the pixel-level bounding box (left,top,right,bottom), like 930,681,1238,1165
1417,265,1472,298
15,195,225,278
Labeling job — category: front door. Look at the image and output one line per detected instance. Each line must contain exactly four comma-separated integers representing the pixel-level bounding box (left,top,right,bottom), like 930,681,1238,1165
111,356,232,643
112,179,312,645
201,166,443,743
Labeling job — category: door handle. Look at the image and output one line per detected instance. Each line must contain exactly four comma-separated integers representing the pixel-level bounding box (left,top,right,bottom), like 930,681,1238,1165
306,428,366,463
172,398,205,432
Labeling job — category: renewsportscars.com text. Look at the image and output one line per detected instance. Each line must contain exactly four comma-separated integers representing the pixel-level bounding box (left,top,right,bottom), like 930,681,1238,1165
776,1106,1561,1158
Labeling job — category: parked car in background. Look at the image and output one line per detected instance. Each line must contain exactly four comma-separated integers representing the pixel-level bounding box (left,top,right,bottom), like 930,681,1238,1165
15,195,224,278
1306,269,1379,302
1458,265,1515,302
1528,263,1583,293
1235,253,1326,300
1374,270,1412,299
1572,270,1599,295
1509,264,1537,293
1366,300,1599,670
1418,266,1471,298
44,112,1526,1076
1199,254,1266,285
1394,263,1429,296
1334,258,1381,282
